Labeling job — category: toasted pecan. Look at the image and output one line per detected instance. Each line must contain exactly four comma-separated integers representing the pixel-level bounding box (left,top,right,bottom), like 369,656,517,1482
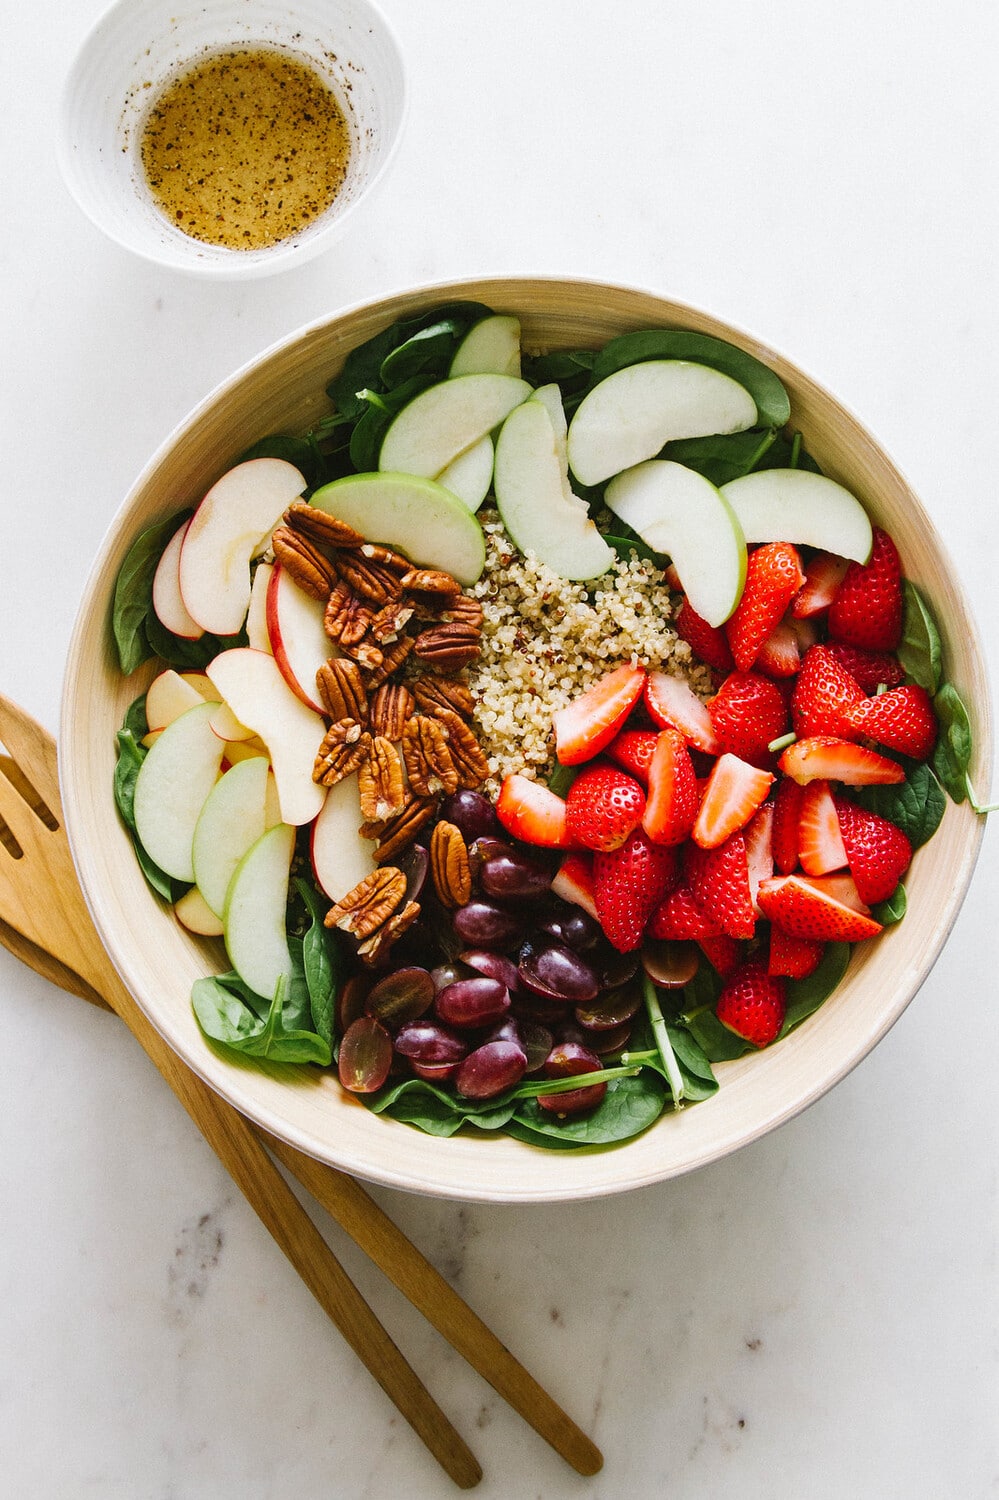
402,714,459,798
324,867,407,940
429,821,472,909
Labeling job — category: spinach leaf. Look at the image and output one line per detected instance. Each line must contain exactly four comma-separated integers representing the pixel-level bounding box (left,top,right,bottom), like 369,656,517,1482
680,1005,752,1062
143,608,244,673
380,314,483,388
588,329,791,428
347,375,436,472
873,883,907,926
780,942,851,1035
112,514,185,675
666,1025,719,1101
112,713,187,902
509,1075,667,1147
295,878,340,1049
898,580,943,693
237,431,341,492
521,348,597,397
326,302,492,420
853,760,946,848
932,682,974,803
547,755,577,798
660,428,779,487
191,970,331,1065
602,530,666,567
751,427,822,474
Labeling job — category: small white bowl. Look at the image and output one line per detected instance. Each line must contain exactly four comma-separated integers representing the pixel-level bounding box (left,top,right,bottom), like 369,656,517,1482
57,0,407,278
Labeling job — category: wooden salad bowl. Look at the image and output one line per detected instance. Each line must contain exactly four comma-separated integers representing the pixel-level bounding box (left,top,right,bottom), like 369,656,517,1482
60,276,992,1202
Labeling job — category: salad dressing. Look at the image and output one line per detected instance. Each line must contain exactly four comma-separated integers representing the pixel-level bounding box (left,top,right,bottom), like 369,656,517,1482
139,48,351,250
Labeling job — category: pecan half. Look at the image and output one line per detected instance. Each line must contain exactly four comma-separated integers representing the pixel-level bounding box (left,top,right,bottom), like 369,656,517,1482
362,794,439,863
429,821,472,909
413,621,481,674
368,682,415,740
284,500,365,550
369,599,414,643
271,526,337,599
364,634,414,688
413,676,476,720
436,708,490,789
340,636,384,672
440,595,484,630
324,867,407,939
337,551,404,605
324,581,356,642
357,899,422,964
316,658,368,723
402,714,459,798
313,718,371,786
361,542,412,574
358,736,406,822
400,566,461,597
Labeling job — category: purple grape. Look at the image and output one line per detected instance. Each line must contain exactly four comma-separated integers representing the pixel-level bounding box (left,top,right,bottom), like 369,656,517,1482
458,949,521,993
364,966,434,1029
510,990,567,1026
479,849,553,902
336,973,372,1034
430,963,468,993
440,790,501,842
338,1017,393,1093
455,1039,527,1099
410,1060,460,1083
641,937,700,988
589,1020,634,1057
514,1020,554,1073
397,843,429,904
435,976,511,1030
452,899,526,950
518,939,600,1003
540,905,603,952
394,1019,469,1065
574,985,641,1032
537,1040,607,1116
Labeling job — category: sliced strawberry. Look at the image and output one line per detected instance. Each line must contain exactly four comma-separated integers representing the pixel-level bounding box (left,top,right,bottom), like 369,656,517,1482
715,958,786,1048
644,671,720,754
833,795,912,905
743,799,775,911
693,753,775,848
642,728,700,846
827,527,903,650
756,874,883,941
791,644,866,739
725,542,805,671
564,761,646,852
811,871,871,914
592,828,679,952
771,776,804,874
675,595,734,672
685,834,757,940
844,684,937,761
821,641,905,694
767,926,825,980
796,779,848,876
791,551,850,618
552,661,646,766
605,727,659,785
779,736,906,787
496,774,571,847
708,670,789,767
647,882,720,942
551,851,599,918
697,933,744,976
753,621,802,679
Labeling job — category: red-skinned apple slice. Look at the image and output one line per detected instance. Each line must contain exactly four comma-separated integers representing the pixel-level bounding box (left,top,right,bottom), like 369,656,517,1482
310,774,377,902
265,564,332,712
179,458,306,636
152,517,204,640
246,561,274,652
205,647,326,826
174,885,225,937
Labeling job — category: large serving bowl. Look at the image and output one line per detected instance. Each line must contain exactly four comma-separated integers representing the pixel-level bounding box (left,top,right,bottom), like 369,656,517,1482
60,277,992,1202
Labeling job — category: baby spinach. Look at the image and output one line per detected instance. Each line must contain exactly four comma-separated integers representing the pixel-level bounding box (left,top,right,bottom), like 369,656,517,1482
931,682,974,804
112,514,186,675
588,328,792,429
295,877,341,1050
779,943,851,1036
507,1075,667,1147
191,968,332,1066
898,580,943,693
873,884,907,927
326,302,492,421
854,760,946,848
659,428,780,487
520,348,597,400
348,375,437,472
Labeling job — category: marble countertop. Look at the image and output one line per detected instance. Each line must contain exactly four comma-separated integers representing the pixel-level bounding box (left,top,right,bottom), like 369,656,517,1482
2,2,997,1495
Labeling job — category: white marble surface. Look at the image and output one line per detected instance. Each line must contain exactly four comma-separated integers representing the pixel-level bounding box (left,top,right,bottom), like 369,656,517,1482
2,2,997,1495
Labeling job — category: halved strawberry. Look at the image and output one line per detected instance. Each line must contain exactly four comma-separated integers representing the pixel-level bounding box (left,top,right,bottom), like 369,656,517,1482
820,641,905,694
827,526,903,650
647,881,720,941
791,644,866,739
644,671,720,754
685,834,757,939
642,728,700,846
833,795,912,904
692,753,775,848
552,661,646,765
675,595,734,672
796,779,848,876
708,670,789,767
756,874,883,941
743,799,775,911
778,736,906,786
768,926,825,980
844,684,937,761
551,851,598,918
592,828,679,952
725,542,805,671
606,727,659,785
565,761,646,852
791,551,850,618
753,621,802,679
698,933,744,976
716,958,786,1048
771,776,805,874
496,774,571,847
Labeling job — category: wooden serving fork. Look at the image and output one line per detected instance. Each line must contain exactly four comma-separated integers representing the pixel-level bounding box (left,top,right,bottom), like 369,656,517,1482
0,693,601,1485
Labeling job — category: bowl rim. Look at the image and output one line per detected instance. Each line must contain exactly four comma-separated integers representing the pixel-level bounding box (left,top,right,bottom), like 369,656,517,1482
60,274,993,1201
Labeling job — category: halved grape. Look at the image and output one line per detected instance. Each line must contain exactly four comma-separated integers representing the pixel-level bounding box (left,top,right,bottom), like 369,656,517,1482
338,1016,393,1093
574,985,642,1032
537,1040,607,1116
365,966,435,1029
642,937,700,988
518,939,600,1003
455,1039,528,1099
436,976,511,1030
458,948,521,993
540,904,603,952
337,973,372,1034
394,1019,470,1064
453,899,526,949
479,848,553,902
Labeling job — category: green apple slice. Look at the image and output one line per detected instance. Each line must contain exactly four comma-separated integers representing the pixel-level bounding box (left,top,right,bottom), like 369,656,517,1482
494,396,614,581
378,372,531,479
436,434,494,511
133,700,224,882
604,460,747,626
223,822,295,1002
720,468,873,563
567,360,758,487
309,472,486,584
193,756,280,918
449,314,522,377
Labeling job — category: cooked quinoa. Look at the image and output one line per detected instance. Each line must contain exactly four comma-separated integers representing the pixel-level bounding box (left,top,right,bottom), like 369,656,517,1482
468,513,714,786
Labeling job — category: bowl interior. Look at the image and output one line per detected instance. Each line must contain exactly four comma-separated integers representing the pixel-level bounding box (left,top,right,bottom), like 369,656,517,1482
58,0,407,277
60,277,991,1202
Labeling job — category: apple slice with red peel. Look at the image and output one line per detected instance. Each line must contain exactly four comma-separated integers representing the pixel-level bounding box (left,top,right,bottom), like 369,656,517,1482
179,458,306,636
193,756,282,917
378,372,532,479
174,885,225,938
265,564,332,712
209,701,256,743
206,647,326,826
552,662,646,766
133,700,225,882
310,773,376,902
246,562,274,652
145,668,220,731
152,518,204,640
644,671,720,755
223,823,296,1000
